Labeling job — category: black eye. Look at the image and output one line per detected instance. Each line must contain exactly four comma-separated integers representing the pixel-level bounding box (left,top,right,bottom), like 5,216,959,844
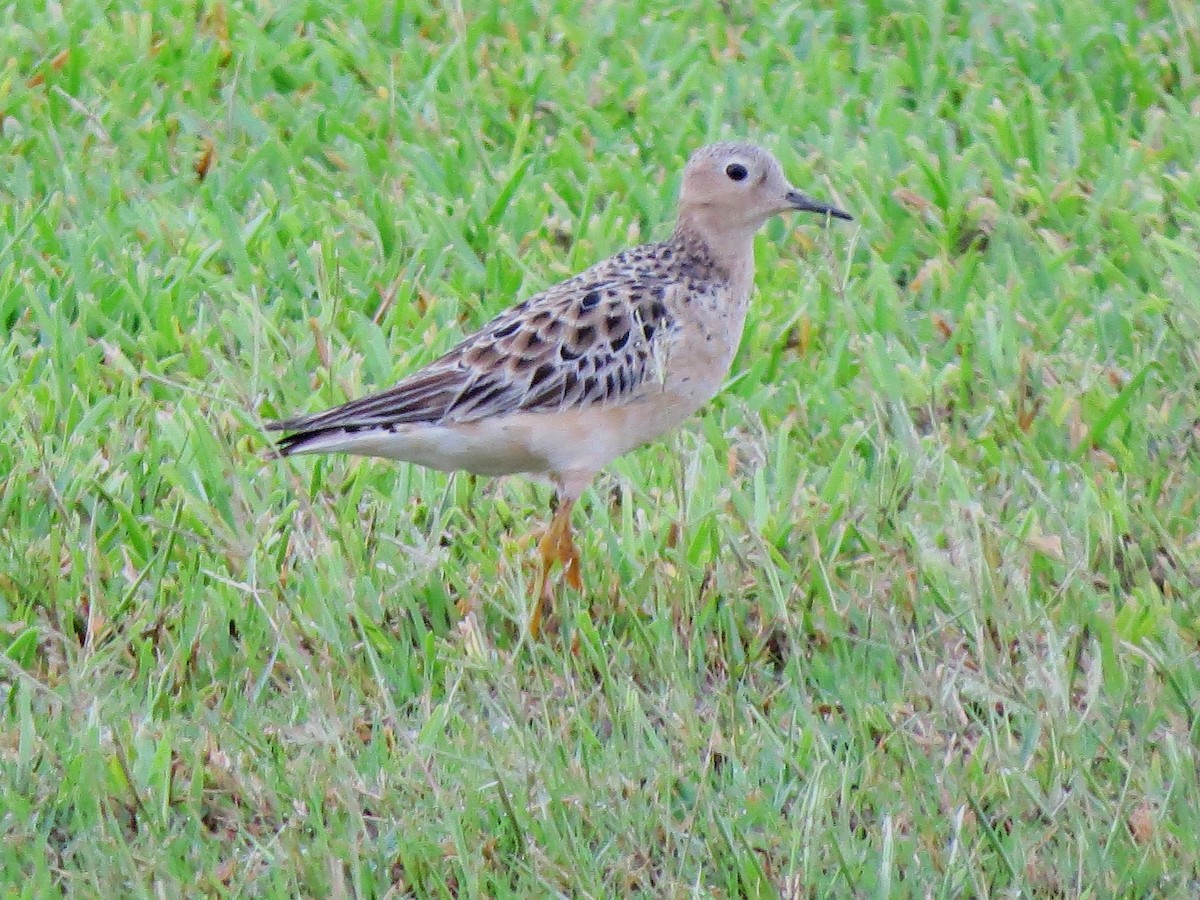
725,163,748,182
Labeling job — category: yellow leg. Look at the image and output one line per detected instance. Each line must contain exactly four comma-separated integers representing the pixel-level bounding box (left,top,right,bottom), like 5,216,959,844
530,497,580,637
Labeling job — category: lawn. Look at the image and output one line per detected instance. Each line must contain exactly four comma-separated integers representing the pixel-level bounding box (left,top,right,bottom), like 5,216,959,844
2,0,1199,895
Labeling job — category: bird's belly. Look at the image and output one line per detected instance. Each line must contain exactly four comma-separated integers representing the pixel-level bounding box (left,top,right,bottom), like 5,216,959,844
341,420,553,476
517,399,701,477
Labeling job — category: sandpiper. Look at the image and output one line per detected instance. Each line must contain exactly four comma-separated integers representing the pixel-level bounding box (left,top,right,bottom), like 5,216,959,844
269,142,851,634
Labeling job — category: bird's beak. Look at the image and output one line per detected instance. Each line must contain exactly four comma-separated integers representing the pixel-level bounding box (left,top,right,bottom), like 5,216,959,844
785,189,853,221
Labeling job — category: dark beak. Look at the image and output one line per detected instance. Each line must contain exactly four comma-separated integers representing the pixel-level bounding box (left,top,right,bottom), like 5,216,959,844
786,189,852,221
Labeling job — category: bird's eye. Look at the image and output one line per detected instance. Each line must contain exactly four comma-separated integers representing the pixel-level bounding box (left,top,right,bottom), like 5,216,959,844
725,163,748,182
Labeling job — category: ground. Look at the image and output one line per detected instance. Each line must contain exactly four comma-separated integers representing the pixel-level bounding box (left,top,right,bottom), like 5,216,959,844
2,0,1199,895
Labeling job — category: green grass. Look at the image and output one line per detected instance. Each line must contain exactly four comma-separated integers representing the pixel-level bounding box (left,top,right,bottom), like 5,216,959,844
2,0,1199,894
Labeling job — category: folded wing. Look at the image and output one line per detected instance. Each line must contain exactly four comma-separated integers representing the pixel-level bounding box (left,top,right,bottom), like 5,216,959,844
269,250,679,454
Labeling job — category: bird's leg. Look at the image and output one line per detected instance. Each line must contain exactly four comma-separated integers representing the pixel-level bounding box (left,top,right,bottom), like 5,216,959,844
552,498,582,591
530,496,580,637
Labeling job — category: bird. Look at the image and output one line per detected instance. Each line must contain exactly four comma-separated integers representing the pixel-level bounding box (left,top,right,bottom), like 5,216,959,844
268,142,851,635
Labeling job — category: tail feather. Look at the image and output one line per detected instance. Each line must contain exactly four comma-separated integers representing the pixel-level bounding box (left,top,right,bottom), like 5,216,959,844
271,425,368,457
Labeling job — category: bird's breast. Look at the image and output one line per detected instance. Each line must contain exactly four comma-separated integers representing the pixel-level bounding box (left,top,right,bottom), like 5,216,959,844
661,285,750,407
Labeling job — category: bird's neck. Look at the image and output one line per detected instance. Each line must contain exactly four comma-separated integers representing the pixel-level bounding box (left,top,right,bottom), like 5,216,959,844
671,208,758,297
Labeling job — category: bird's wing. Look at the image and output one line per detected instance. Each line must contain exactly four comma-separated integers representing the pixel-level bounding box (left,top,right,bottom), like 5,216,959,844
268,250,680,439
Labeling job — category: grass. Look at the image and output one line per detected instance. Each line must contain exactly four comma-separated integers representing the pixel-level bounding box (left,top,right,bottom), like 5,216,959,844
2,0,1199,894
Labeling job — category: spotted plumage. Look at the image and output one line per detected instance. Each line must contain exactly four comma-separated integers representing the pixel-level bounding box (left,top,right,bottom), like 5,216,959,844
270,242,709,449
268,141,851,634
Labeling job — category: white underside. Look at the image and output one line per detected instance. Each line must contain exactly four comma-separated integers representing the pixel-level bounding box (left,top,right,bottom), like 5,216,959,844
288,392,708,496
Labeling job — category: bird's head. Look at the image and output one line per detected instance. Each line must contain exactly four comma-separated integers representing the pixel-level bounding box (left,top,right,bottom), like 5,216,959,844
677,142,851,239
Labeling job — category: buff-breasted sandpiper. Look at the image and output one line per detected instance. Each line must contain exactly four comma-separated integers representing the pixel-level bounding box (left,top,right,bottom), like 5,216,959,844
269,142,851,634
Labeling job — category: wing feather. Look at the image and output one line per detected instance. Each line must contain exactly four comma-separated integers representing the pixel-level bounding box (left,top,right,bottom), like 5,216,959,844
268,248,679,441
